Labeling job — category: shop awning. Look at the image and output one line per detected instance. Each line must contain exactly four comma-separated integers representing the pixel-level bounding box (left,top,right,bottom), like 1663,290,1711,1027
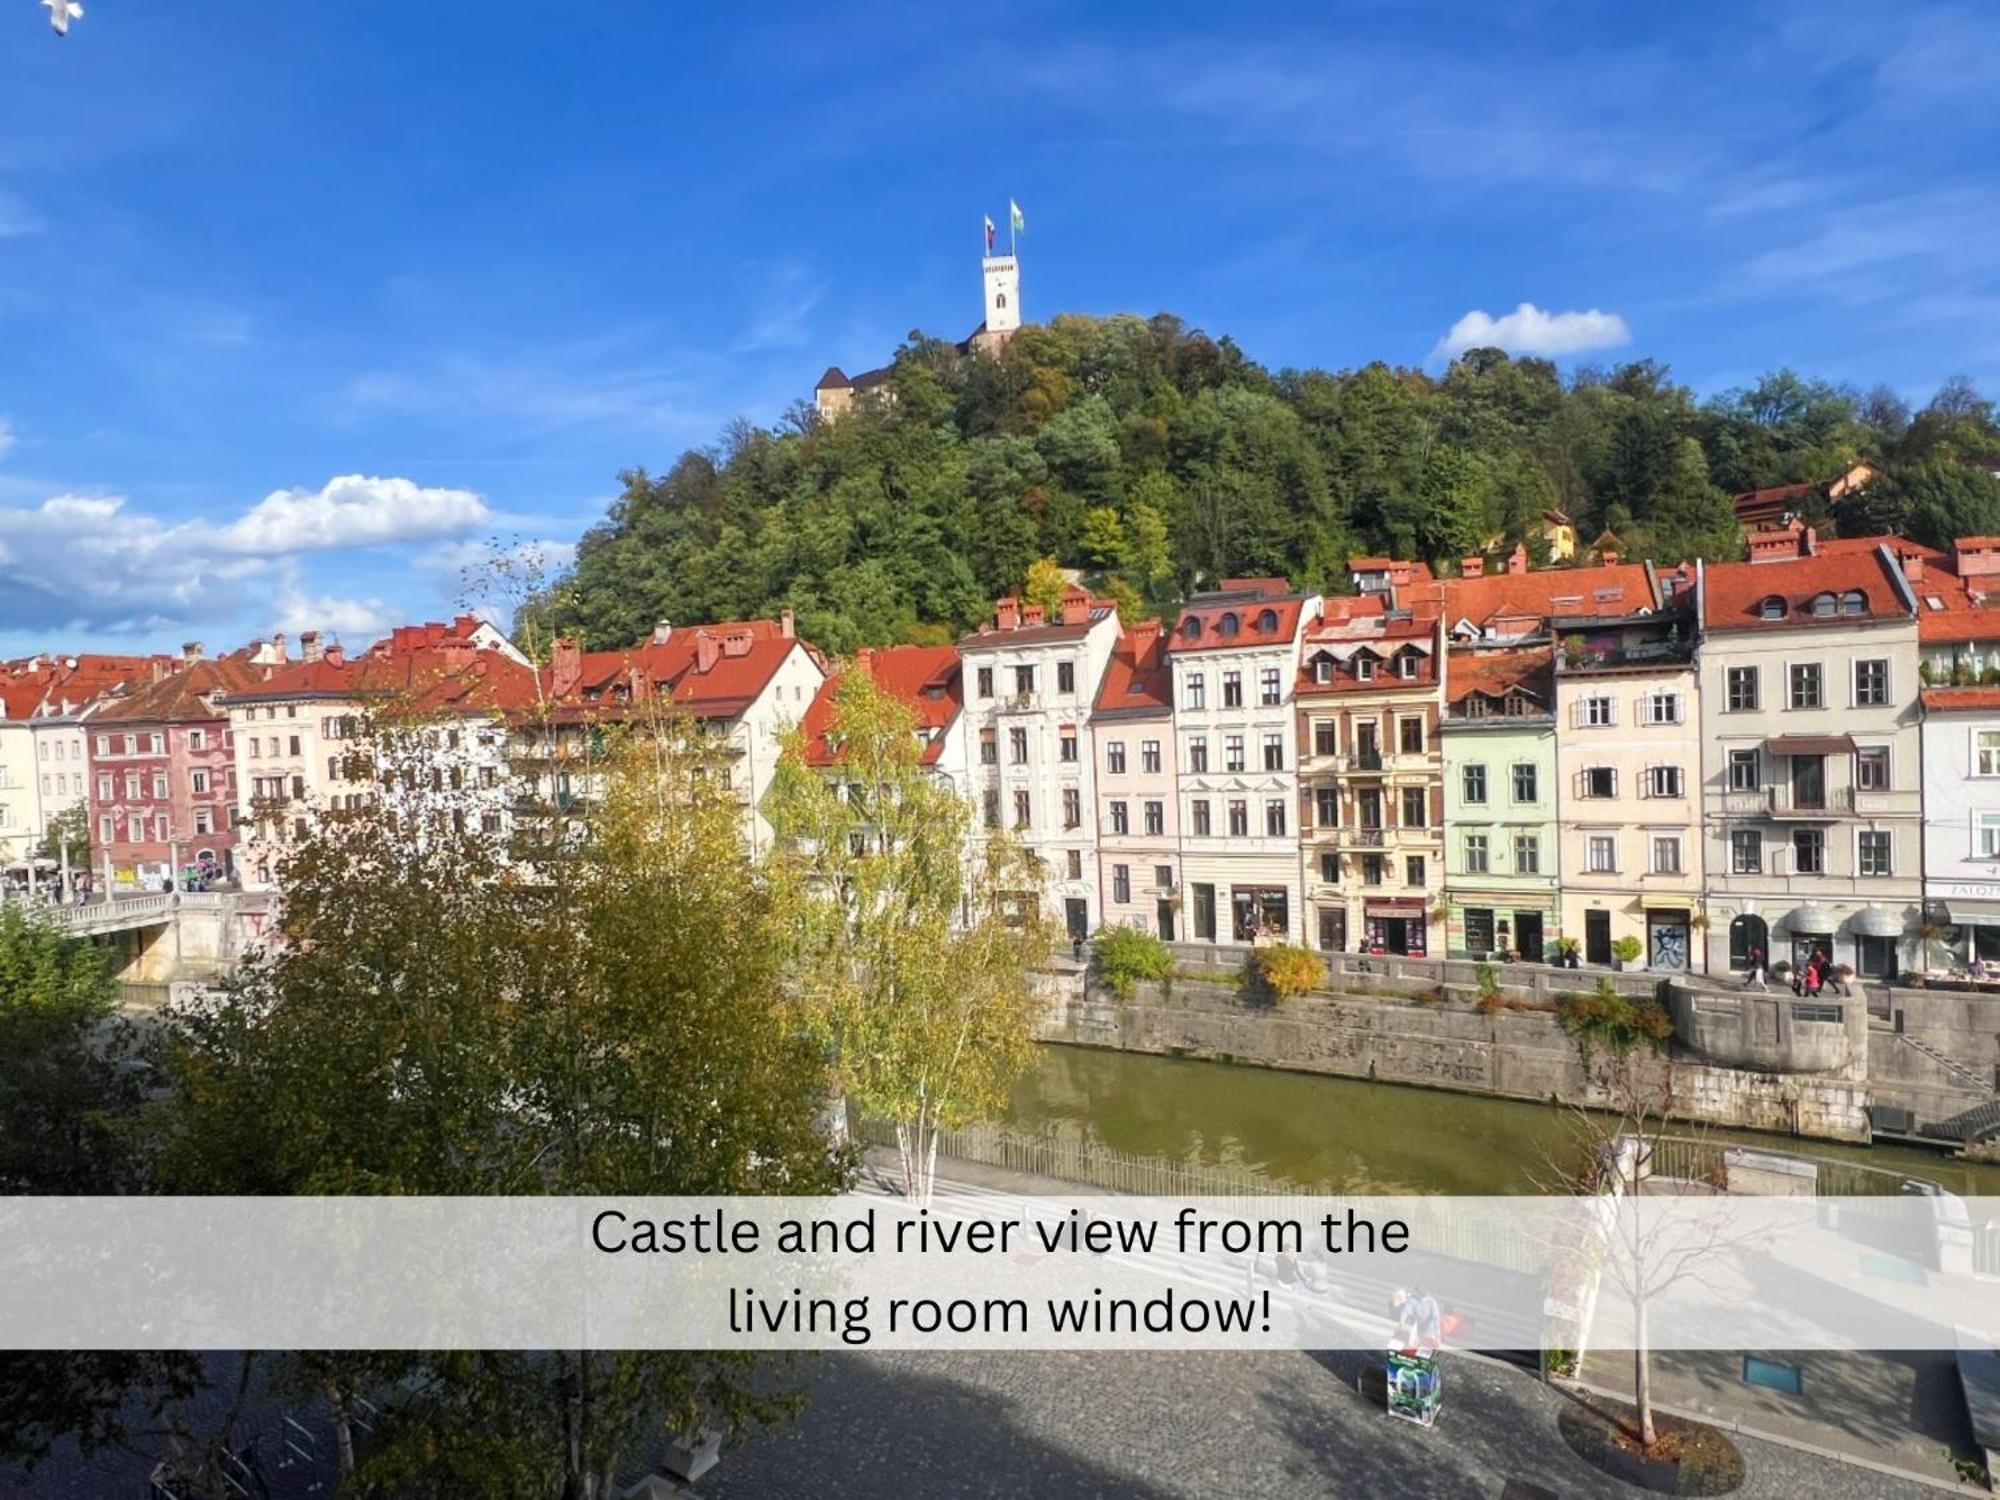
1765,734,1857,757
1784,904,1838,933
1849,906,1906,938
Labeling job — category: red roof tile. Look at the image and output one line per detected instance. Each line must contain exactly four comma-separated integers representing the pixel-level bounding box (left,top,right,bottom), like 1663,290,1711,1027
543,618,814,722
801,644,962,766
1701,546,1913,631
1442,562,1653,631
1168,592,1311,654
1093,620,1172,717
1446,646,1555,707
92,658,268,725
1923,687,2000,712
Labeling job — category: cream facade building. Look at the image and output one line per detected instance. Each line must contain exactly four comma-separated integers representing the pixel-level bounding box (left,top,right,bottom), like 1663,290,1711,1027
1168,581,1320,944
1697,538,1924,978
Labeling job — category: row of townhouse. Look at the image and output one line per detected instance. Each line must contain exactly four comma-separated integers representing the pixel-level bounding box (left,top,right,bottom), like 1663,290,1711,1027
801,528,2000,981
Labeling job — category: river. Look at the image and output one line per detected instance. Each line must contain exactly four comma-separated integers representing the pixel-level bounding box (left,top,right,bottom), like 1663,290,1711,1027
1006,1044,2000,1196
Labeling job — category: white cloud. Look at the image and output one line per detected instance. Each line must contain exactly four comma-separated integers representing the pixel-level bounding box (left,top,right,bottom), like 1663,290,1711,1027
220,474,490,555
0,416,15,457
268,580,395,644
1429,302,1631,362
0,473,496,634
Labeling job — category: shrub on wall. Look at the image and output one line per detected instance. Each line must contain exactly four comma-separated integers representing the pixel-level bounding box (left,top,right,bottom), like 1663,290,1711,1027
1557,979,1675,1069
1256,943,1326,1002
1092,924,1177,1000
1475,962,1502,1014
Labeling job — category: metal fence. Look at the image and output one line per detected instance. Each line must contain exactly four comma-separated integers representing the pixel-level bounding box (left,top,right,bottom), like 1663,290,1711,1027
1639,1133,1942,1196
858,1118,1285,1198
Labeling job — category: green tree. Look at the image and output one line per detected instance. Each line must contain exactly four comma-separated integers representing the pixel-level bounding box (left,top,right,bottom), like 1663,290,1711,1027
767,670,1051,1204
1023,556,1068,614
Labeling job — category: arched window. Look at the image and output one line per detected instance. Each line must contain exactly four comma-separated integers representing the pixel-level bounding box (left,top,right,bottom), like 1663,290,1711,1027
1181,616,1203,640
1256,608,1279,633
1839,590,1866,615
1811,592,1836,618
1729,914,1769,971
1217,612,1241,638
1759,596,1786,621
995,292,1007,309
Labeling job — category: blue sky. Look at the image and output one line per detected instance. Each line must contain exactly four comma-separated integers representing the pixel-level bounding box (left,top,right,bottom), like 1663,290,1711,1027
1,0,1997,655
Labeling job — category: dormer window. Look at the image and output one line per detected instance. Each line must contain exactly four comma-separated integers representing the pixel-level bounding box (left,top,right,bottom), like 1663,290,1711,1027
1811,592,1836,618
1182,616,1203,640
1839,590,1866,616
1759,596,1786,621
1314,656,1334,684
1354,655,1376,681
1396,651,1420,679
1217,612,1241,638
1255,608,1279,634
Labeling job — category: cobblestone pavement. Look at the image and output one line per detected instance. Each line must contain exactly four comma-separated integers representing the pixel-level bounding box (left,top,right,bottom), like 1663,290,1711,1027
703,1350,1946,1499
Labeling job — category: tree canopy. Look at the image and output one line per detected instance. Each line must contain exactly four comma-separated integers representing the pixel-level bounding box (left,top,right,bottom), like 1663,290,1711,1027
531,316,2000,651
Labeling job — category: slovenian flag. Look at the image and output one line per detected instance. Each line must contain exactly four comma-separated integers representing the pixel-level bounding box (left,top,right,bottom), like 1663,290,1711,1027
1009,199,1025,235
984,215,996,253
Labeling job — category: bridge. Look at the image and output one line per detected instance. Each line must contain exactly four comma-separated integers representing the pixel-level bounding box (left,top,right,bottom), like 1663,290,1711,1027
16,890,265,982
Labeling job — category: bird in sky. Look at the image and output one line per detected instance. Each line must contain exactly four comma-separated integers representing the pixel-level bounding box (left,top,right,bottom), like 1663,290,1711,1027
42,0,83,36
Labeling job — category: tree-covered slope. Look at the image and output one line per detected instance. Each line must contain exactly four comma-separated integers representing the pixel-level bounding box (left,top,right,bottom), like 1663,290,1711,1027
536,313,2000,653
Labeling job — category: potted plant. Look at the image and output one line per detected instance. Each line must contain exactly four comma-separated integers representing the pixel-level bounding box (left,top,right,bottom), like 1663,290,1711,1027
1554,936,1581,970
1610,935,1644,972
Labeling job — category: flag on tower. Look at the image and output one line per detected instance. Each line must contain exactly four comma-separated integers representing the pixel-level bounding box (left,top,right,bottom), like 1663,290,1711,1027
984,215,996,254
1009,199,1026,236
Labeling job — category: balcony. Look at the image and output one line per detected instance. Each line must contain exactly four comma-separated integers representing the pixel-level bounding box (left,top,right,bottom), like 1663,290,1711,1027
1342,750,1386,774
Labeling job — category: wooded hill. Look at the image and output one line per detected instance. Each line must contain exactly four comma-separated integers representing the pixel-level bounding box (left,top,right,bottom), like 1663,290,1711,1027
533,314,2000,654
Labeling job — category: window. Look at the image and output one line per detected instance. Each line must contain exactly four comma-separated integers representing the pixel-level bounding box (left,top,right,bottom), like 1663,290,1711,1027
1587,835,1617,873
1582,766,1615,799
1401,786,1427,827
1315,787,1339,827
1981,731,2000,777
188,728,206,750
1462,764,1488,804
1156,864,1174,891
1112,865,1131,903
1104,797,1128,836
1354,655,1376,682
1222,671,1243,708
1514,834,1540,874
1062,787,1082,829
1856,747,1889,791
1227,799,1248,837
1009,727,1029,763
1141,740,1161,774
1313,656,1334,684
1320,852,1341,883
1187,737,1209,773
1191,799,1212,836
249,737,261,758
190,769,209,794
95,735,109,756
977,667,993,698
1060,730,1077,763
1644,692,1680,725
1399,718,1424,754
1853,658,1888,706
96,773,111,800
1065,849,1082,879
1012,789,1031,829
1058,660,1075,694
1463,907,1495,955
979,728,997,765
1729,748,1759,791
1512,763,1539,803
1262,733,1284,771
1731,829,1763,874
151,772,168,799
1792,830,1824,875
1360,855,1383,886
1651,836,1682,874
1645,765,1683,798
1759,596,1786,621
1396,651,1420,680
1014,665,1035,696
1788,663,1822,710
1859,830,1893,877
1726,666,1759,712
1193,883,1216,940
1583,695,1614,727
193,807,214,836
1186,673,1206,710
1265,799,1287,837
1260,667,1282,706
1225,734,1246,772
149,733,164,754
1106,741,1126,774
1314,720,1336,756
99,815,111,842
1144,800,1164,836
1405,855,1426,886
1464,834,1489,874
1979,813,2000,858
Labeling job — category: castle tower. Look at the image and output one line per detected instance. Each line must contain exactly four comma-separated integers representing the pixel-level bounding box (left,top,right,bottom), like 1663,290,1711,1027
982,251,1021,341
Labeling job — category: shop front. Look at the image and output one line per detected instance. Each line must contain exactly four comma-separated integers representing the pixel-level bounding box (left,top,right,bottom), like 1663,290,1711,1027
1925,884,2000,974
1362,897,1429,957
1448,891,1556,962
1645,906,1692,971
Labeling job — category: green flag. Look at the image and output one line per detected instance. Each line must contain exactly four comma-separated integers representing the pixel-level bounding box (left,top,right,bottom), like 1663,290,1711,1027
1009,198,1025,235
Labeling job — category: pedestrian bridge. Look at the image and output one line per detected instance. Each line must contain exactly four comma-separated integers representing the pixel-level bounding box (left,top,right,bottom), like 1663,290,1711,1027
24,890,264,981
36,889,241,936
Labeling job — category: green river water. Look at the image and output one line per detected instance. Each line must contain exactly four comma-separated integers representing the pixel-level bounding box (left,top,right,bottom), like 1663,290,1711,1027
1006,1045,2000,1197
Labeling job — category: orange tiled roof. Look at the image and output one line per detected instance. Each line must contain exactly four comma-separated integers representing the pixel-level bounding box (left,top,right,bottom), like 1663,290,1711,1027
91,658,267,725
1446,646,1554,706
545,618,813,722
801,644,961,766
1701,546,1912,631
1093,620,1172,717
1168,591,1311,654
1922,687,2000,712
1442,561,1653,630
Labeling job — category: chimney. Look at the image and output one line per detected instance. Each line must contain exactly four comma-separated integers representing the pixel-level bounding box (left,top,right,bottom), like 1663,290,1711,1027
652,619,672,646
995,598,1019,631
1060,586,1092,626
1022,603,1046,627
1460,556,1485,578
1507,543,1530,576
856,646,877,674
1802,525,1819,558
1902,550,1925,585
182,641,204,664
324,643,346,667
1599,548,1620,567
300,630,324,663
270,632,288,663
550,637,583,698
694,630,720,674
779,607,795,639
